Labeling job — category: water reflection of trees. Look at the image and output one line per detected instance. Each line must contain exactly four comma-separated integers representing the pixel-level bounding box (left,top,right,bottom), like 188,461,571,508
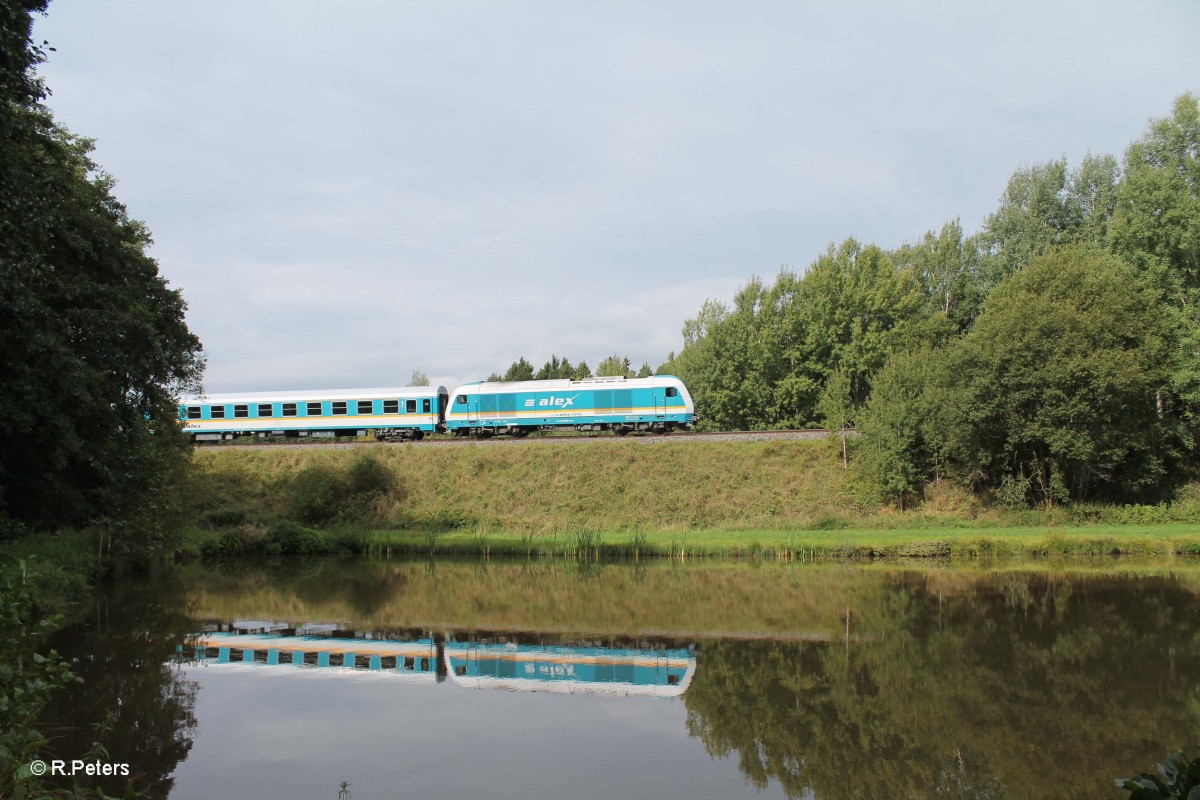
43,569,198,800
683,574,1200,800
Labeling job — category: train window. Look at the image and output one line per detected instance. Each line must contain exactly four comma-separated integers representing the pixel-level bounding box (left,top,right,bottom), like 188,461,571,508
234,405,249,418
307,402,322,416
210,405,225,419
383,400,399,414
457,395,467,405
455,665,467,676
332,402,347,415
282,403,297,417
403,656,415,670
423,399,431,413
187,406,201,419
357,400,373,415
406,400,417,413
257,404,273,417
420,657,430,671
666,387,678,397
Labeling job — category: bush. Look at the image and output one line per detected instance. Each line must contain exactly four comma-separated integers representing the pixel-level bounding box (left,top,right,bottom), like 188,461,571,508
807,512,849,530
1115,751,1200,798
289,456,397,527
346,455,394,496
265,521,325,555
202,507,247,529
290,466,343,526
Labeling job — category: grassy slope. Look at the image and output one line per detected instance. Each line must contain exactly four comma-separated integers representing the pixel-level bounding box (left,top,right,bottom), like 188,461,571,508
190,439,1200,554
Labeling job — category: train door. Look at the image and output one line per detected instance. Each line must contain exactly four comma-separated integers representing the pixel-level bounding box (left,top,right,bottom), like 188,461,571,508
654,386,665,417
467,392,479,426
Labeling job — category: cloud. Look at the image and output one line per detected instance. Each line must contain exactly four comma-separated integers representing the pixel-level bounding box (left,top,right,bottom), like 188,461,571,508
33,0,1200,391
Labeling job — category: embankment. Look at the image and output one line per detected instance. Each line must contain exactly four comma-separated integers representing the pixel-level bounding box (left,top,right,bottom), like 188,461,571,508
185,439,1200,557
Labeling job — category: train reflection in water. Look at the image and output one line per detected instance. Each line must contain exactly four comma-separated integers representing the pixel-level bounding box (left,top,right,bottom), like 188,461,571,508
182,620,696,697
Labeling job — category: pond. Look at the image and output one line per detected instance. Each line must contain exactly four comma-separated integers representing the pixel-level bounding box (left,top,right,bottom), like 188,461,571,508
40,557,1200,799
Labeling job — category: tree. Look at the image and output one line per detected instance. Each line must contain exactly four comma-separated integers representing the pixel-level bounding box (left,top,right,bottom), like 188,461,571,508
937,245,1180,505
890,219,986,332
673,282,785,430
409,368,430,386
979,155,1119,289
501,357,534,382
1109,93,1200,422
853,348,946,505
571,361,592,380
816,369,854,469
595,354,634,378
535,354,575,380
636,362,653,378
787,239,925,409
0,4,204,534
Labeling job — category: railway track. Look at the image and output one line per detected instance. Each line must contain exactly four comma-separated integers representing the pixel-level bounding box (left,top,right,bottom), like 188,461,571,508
200,428,852,450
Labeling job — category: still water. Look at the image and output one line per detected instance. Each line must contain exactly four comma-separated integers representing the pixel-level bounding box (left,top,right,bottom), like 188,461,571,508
42,557,1200,799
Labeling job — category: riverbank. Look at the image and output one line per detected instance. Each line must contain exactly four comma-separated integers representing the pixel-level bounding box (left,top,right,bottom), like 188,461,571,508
184,439,1200,558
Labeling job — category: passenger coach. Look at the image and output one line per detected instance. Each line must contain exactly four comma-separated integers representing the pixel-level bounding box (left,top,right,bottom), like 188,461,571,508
178,386,449,441
444,375,697,436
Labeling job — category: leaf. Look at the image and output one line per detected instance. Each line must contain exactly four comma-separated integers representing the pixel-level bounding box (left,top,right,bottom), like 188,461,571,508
1128,789,1167,800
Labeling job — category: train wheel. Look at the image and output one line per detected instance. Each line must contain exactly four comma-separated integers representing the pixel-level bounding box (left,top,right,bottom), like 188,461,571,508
412,430,425,440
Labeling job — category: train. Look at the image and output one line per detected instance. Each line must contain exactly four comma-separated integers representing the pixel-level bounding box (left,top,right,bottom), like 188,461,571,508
182,623,696,698
178,374,698,442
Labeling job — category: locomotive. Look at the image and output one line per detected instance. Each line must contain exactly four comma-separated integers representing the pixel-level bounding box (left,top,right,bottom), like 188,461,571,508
178,374,697,441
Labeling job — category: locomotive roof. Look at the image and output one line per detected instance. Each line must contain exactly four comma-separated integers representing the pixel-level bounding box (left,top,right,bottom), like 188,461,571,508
180,386,448,404
455,375,684,394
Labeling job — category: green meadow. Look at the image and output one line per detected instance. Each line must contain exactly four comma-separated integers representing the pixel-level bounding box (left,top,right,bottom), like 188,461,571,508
184,439,1200,559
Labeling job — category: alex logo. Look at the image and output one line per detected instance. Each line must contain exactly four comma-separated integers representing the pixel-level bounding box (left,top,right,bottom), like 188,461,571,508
524,394,579,408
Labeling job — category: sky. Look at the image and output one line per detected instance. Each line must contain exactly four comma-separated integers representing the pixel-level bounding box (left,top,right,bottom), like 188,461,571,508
31,1,1200,393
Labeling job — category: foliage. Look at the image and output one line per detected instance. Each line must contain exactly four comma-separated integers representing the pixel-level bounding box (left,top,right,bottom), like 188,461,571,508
1110,93,1200,423
265,521,324,555
1115,751,1200,800
936,245,1180,505
501,357,535,382
853,348,943,507
978,155,1118,287
815,368,854,469
0,562,80,799
409,368,430,386
675,241,926,430
890,218,986,332
289,454,395,527
0,3,204,535
595,354,634,378
534,354,575,380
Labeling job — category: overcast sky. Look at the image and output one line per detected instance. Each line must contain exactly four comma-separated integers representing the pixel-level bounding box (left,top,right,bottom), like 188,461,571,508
31,1,1200,393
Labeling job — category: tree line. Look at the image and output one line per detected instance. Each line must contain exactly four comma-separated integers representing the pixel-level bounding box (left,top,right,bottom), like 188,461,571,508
0,1,204,538
487,353,660,382
670,94,1200,508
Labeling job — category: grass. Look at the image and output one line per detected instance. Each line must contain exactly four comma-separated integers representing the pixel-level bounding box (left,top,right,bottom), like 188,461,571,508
321,523,1200,559
185,439,1200,559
